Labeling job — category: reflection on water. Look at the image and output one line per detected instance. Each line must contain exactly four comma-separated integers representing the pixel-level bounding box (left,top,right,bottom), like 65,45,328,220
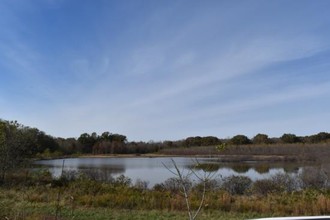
231,164,251,173
34,157,311,186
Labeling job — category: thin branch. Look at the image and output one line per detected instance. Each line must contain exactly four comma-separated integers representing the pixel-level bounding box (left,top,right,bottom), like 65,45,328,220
162,161,179,177
163,158,218,220
170,158,193,220
55,159,65,220
193,179,206,220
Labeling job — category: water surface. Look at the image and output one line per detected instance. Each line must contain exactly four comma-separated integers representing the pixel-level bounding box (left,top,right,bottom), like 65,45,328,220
34,157,304,186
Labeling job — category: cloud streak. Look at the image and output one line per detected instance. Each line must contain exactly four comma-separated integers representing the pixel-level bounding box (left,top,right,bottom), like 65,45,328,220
1,0,330,141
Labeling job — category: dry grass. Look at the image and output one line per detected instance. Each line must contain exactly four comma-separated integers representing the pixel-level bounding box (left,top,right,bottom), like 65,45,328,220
159,143,330,162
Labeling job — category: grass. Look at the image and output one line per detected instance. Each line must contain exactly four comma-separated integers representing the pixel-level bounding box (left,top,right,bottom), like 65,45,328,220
0,197,262,219
159,143,330,162
1,182,330,220
1,162,330,219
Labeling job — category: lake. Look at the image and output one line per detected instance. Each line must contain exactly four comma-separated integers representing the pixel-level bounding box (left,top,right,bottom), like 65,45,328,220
34,157,306,187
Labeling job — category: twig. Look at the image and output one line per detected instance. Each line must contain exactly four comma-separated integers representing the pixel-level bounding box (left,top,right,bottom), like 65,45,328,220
55,159,65,220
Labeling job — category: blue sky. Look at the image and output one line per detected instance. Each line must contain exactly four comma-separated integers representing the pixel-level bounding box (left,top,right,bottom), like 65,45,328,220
1,0,330,141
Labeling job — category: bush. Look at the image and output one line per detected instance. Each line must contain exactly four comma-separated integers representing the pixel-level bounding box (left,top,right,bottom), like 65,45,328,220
221,175,252,195
134,178,149,191
271,173,298,192
252,179,280,195
78,169,115,183
113,175,132,187
30,169,53,185
299,167,328,189
156,177,192,194
193,179,220,193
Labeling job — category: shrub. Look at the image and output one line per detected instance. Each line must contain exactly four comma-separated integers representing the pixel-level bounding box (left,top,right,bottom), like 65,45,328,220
271,173,298,192
221,175,252,195
113,175,132,187
157,177,192,194
134,178,149,191
299,167,328,189
78,169,115,183
30,169,53,185
252,179,280,195
193,179,220,193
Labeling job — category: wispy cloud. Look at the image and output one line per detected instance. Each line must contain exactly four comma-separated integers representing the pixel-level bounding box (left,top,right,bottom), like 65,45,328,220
1,0,330,140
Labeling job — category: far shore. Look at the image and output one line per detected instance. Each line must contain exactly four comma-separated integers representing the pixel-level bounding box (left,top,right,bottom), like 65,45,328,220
39,153,302,163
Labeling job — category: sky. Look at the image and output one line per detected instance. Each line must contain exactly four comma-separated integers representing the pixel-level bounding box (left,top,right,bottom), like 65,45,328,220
1,0,330,141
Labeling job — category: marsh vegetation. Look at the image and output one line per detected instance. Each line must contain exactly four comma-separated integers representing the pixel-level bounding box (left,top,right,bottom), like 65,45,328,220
1,165,330,219
1,119,330,219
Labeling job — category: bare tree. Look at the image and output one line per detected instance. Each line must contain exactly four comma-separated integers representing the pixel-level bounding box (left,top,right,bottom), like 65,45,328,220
163,158,217,220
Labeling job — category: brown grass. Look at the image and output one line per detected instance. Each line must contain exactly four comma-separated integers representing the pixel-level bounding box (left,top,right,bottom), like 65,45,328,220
159,143,330,162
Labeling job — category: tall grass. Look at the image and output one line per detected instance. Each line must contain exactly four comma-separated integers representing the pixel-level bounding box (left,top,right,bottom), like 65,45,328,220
159,143,330,162
1,169,330,219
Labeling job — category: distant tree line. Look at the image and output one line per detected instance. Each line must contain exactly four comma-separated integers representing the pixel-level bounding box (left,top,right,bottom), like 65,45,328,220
61,132,330,155
1,118,330,183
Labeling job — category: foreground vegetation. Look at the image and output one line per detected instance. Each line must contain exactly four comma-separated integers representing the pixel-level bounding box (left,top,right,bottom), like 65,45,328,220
1,166,330,219
0,199,261,220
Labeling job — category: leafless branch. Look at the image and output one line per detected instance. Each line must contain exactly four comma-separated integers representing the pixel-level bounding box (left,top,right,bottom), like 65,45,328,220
164,158,217,220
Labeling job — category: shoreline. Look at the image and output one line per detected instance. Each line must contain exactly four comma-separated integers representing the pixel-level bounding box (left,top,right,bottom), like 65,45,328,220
36,153,308,163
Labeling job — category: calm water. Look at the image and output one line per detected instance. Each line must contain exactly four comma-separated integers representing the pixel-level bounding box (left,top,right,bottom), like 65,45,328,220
34,157,304,186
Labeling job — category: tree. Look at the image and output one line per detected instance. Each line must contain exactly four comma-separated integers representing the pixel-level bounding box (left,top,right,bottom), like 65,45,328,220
56,137,79,154
78,133,98,153
252,133,270,144
34,131,59,154
184,136,221,147
230,135,251,145
93,140,112,154
100,131,111,141
280,133,301,144
201,136,221,146
163,159,217,220
0,120,29,184
185,136,202,147
110,134,127,143
308,132,330,143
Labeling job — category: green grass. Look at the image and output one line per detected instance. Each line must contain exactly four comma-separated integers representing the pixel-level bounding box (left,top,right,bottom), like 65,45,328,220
2,170,330,219
0,199,262,220
0,187,263,219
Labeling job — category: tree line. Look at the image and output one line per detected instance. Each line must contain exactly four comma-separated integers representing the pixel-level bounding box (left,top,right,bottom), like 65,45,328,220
1,118,330,183
1,119,330,157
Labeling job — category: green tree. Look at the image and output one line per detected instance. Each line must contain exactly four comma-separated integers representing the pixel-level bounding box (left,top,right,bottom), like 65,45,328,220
280,133,301,144
56,137,78,154
201,136,221,146
185,136,202,147
230,135,251,145
252,133,270,144
0,120,29,184
308,132,330,143
78,133,98,153
110,134,127,143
